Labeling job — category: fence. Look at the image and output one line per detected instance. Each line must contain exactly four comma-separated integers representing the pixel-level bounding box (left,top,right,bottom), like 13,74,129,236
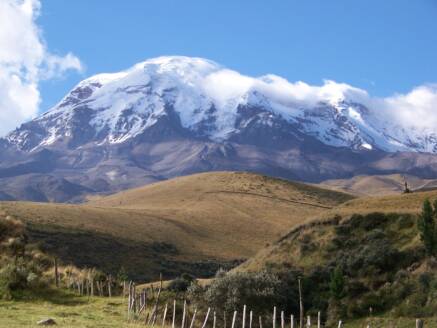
125,281,427,328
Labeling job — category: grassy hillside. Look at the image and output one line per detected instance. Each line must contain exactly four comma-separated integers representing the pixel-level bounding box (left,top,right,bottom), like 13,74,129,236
239,189,437,272
0,172,352,281
319,174,437,196
235,190,437,322
329,189,437,216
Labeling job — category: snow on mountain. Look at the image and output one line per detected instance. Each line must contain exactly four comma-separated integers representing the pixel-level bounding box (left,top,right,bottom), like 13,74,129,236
5,56,437,153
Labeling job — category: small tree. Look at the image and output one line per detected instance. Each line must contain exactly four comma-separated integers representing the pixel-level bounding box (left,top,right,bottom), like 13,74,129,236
417,199,437,256
329,266,345,300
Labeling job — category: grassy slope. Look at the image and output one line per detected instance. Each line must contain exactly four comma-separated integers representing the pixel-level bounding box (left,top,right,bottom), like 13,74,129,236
233,190,437,323
238,189,437,273
319,174,437,196
0,172,352,281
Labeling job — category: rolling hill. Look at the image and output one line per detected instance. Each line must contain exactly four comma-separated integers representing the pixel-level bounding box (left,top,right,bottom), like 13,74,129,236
237,188,437,273
235,190,437,321
0,171,352,281
319,174,437,196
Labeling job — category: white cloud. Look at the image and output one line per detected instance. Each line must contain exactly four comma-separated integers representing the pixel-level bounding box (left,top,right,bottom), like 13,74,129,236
0,0,82,136
203,71,437,134
374,85,437,131
202,69,254,108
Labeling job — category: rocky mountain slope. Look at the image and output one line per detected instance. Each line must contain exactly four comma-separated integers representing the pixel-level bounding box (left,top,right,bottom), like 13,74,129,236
2,56,437,201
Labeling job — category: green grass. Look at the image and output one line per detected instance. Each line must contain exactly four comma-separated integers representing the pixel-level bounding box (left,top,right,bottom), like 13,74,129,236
1,287,436,328
0,289,142,328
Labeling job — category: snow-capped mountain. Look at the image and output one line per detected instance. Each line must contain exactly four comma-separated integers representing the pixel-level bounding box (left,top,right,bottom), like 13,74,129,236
2,56,437,202
5,56,437,153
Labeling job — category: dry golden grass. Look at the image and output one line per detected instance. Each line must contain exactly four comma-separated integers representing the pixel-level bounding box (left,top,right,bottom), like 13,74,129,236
0,172,352,279
318,173,437,196
329,188,437,217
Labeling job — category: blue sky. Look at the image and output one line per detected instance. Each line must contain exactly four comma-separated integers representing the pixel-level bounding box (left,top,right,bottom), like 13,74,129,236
37,0,437,111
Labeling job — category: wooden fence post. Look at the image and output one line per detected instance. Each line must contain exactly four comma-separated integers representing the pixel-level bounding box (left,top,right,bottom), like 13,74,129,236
86,279,90,297
249,311,253,328
298,279,304,328
162,303,168,328
231,311,237,328
132,283,137,314
189,308,198,328
201,308,211,328
281,311,284,328
149,275,163,326
181,300,187,328
172,300,176,328
317,312,320,328
213,311,217,328
259,316,263,328
107,275,112,298
127,281,132,320
54,257,59,288
242,305,247,328
290,315,294,328
273,307,277,328
416,319,424,328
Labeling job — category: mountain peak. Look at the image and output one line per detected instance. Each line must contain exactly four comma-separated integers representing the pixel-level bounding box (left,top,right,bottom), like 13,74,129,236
4,56,437,154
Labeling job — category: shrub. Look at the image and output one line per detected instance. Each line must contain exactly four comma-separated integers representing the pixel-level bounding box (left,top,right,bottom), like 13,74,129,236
0,257,45,299
329,266,345,300
168,273,195,292
0,216,47,299
201,271,286,315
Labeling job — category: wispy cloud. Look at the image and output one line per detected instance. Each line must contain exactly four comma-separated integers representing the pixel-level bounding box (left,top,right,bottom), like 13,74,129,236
203,68,437,133
0,0,83,136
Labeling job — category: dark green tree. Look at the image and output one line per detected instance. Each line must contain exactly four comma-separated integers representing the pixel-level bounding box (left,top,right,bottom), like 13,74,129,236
329,266,345,300
418,199,437,256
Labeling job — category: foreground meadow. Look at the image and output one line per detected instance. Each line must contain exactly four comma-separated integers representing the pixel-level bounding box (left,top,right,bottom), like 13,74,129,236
1,289,436,328
0,289,136,328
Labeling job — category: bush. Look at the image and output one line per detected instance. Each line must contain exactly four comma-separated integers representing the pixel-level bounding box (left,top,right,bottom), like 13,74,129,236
0,257,45,299
168,273,195,292
0,216,47,299
201,271,286,315
329,266,345,300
